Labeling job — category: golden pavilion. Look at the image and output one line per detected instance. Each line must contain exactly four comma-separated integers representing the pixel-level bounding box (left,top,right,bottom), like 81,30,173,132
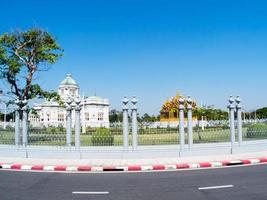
160,92,197,122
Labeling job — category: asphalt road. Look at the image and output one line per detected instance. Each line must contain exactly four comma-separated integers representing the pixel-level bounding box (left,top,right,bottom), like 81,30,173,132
1,164,267,200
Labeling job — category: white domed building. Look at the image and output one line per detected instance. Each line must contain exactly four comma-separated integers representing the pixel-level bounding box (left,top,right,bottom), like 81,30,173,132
29,74,110,128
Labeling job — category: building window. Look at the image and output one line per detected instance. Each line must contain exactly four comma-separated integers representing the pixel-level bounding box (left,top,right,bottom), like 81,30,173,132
85,113,90,121
98,112,104,121
58,113,65,122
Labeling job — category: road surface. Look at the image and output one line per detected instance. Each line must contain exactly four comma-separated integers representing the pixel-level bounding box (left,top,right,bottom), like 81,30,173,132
0,164,267,200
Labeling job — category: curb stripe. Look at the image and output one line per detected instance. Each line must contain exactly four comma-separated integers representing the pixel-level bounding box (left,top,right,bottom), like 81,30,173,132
210,162,223,167
249,159,260,164
153,165,165,170
44,166,55,171
1,164,11,169
241,160,251,165
31,165,44,171
128,166,142,171
259,158,267,163
141,166,153,171
199,162,212,168
1,157,267,173
11,164,22,170
54,166,67,171
176,164,190,169
21,165,32,170
77,166,92,171
66,166,78,171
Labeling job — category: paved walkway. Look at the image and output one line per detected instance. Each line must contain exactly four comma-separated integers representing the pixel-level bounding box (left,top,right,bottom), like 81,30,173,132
1,150,267,167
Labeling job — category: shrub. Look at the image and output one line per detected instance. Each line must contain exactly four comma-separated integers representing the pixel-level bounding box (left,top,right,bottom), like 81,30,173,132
91,128,114,146
139,128,145,135
47,127,57,134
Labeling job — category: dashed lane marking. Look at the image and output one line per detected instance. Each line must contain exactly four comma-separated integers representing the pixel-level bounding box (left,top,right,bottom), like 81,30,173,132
198,185,234,191
72,191,109,195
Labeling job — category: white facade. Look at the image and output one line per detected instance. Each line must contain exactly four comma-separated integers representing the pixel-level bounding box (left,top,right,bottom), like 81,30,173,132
29,74,109,128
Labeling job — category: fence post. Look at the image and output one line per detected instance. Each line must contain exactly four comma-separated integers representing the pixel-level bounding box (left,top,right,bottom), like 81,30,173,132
187,96,193,149
236,96,243,146
131,96,138,151
179,98,185,150
228,96,235,149
22,99,28,147
14,99,20,146
122,96,129,151
66,97,73,147
75,98,81,149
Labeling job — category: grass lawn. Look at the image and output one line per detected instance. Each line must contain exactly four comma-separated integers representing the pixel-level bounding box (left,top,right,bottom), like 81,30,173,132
0,127,266,146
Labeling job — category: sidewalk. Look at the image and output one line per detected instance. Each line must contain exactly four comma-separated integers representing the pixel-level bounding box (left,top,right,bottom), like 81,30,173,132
1,150,267,172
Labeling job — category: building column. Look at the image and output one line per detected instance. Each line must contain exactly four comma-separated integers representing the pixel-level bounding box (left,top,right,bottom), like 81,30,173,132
22,99,28,147
66,98,73,147
131,96,138,151
75,98,81,149
187,96,193,149
122,96,129,151
179,98,185,150
236,96,243,146
228,96,235,148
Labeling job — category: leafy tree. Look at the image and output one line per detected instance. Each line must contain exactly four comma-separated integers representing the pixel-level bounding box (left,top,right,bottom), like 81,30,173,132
0,28,63,107
109,109,123,123
141,113,158,122
193,107,228,120
256,107,267,119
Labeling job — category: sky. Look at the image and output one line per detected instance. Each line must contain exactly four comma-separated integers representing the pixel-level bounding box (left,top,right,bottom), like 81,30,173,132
1,0,267,115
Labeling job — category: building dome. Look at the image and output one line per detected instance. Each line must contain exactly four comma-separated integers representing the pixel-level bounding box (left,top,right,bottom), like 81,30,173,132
58,74,80,100
60,74,78,86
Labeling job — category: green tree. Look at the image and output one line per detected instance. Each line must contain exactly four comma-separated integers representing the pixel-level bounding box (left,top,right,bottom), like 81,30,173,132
109,109,123,123
255,107,267,119
141,113,158,122
193,107,228,120
0,28,63,106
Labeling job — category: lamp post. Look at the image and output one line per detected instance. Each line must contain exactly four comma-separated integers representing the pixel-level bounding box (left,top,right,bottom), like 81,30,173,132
82,94,86,134
187,96,193,149
179,98,185,150
22,99,29,147
14,99,22,146
228,96,235,149
131,96,138,151
66,97,73,147
75,97,81,149
122,96,129,151
236,96,242,146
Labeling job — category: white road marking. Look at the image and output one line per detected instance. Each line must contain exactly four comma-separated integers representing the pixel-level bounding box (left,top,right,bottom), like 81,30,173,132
72,191,109,195
198,185,234,191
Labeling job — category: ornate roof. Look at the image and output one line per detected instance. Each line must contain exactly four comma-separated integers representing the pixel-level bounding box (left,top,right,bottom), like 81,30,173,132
59,74,78,86
85,96,109,105
87,96,102,101
161,92,196,113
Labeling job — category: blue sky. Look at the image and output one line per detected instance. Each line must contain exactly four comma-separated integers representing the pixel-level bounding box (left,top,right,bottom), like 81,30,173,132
1,0,267,114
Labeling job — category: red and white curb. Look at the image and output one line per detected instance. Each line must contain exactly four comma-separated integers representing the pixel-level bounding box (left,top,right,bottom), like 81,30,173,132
1,157,267,172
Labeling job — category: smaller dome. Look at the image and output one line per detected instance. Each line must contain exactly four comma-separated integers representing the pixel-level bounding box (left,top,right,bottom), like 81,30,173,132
60,74,78,86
